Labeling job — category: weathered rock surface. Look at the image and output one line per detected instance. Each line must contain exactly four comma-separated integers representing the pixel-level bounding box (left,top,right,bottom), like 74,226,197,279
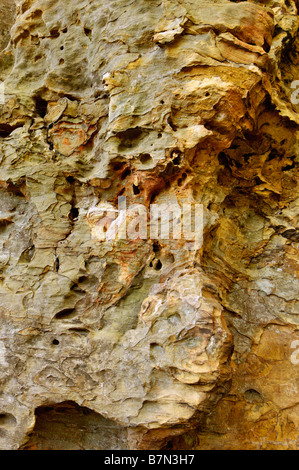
0,0,298,450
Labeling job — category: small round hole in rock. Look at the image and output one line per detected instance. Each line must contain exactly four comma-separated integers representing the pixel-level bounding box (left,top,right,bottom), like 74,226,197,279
50,29,60,38
52,339,60,346
244,389,262,403
84,28,92,38
155,260,162,271
140,154,153,165
172,156,181,165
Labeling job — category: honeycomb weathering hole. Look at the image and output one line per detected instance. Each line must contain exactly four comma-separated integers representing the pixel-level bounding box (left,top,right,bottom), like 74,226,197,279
0,412,17,428
21,402,129,450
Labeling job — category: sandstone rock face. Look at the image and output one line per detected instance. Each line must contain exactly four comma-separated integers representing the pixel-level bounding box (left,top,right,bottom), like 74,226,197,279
0,0,298,450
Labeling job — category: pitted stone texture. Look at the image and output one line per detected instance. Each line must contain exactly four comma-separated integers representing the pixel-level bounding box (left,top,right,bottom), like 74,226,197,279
0,0,298,450
0,0,16,51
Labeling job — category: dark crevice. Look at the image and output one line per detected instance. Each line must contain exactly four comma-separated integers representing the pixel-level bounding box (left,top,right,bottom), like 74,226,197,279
254,176,264,186
69,207,79,221
58,93,78,102
121,168,131,180
111,161,126,171
54,308,77,320
0,123,24,138
178,172,187,187
68,328,89,334
6,180,27,198
132,184,140,195
70,283,86,294
84,27,92,39
54,257,60,272
153,241,161,253
66,176,75,184
281,229,299,241
172,156,181,165
33,95,48,118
